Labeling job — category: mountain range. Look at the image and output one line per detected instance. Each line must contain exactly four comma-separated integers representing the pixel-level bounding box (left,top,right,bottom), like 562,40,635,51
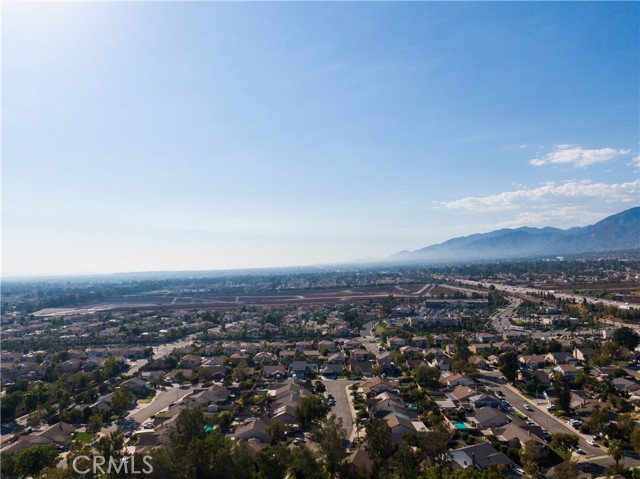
387,207,640,263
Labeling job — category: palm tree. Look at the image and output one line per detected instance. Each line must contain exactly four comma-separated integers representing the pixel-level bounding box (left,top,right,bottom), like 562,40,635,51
608,439,624,471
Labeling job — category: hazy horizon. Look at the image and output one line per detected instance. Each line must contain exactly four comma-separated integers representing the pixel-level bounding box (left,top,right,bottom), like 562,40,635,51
3,2,639,276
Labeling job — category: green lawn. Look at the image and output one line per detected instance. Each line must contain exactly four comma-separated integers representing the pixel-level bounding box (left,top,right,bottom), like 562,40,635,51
75,432,94,444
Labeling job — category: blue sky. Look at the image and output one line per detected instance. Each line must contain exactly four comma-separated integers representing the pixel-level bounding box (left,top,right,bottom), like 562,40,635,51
2,2,639,276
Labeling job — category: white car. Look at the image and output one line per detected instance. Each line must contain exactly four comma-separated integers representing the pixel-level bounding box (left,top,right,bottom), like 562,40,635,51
513,467,525,476
587,439,599,447
523,404,533,411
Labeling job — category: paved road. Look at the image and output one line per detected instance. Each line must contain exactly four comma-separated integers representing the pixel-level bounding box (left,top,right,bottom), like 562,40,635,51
414,284,435,296
152,334,199,360
454,279,633,311
322,379,359,439
128,385,196,425
490,298,522,332
480,377,603,458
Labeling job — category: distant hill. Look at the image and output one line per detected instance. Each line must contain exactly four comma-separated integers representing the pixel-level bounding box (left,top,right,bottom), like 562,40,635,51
388,207,640,262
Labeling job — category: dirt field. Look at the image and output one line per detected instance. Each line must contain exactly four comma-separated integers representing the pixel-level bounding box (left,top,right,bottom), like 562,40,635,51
535,281,640,304
33,284,433,316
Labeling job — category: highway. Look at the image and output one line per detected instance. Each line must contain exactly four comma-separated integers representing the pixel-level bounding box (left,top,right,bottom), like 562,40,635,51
454,279,633,311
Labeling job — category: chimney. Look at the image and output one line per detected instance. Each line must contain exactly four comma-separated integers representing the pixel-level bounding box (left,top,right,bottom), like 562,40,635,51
471,452,476,468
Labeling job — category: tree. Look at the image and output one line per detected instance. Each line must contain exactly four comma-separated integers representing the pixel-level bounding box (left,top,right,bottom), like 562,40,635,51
102,357,122,378
255,444,291,479
86,413,104,433
630,424,640,454
404,427,451,469
452,335,475,374
295,396,329,430
195,366,212,382
613,326,640,350
552,376,572,413
550,460,580,479
14,445,60,477
550,432,579,459
26,406,48,428
415,365,441,389
266,420,288,444
392,442,422,479
497,351,519,383
365,418,396,476
232,361,250,382
583,406,613,436
111,387,133,417
289,445,325,479
317,415,347,479
521,439,541,479
597,341,620,364
453,335,471,363
172,407,206,447
96,431,125,464
608,438,624,470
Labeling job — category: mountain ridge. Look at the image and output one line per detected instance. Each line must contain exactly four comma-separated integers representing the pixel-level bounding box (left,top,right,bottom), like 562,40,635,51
388,207,640,262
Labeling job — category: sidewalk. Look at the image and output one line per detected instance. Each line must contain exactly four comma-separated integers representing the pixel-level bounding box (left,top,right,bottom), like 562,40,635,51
345,384,362,444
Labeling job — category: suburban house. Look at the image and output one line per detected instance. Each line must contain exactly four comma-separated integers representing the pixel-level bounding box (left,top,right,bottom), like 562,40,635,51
387,337,406,349
449,442,514,472
492,424,548,459
467,407,510,429
552,364,580,379
385,414,417,443
573,347,598,363
178,354,202,369
271,404,298,424
288,361,316,380
233,418,269,443
120,377,149,397
441,373,475,389
2,422,75,454
519,355,547,370
320,363,344,379
262,365,287,381
468,393,501,410
545,352,578,365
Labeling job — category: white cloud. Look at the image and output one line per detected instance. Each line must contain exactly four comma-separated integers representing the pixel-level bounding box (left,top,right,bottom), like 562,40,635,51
629,156,640,169
530,145,631,168
441,179,640,213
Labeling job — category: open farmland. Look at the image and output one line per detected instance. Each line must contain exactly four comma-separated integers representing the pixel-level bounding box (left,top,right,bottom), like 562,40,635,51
33,283,432,316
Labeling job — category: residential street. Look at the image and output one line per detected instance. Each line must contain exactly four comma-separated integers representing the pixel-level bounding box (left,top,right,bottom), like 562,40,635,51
128,385,196,425
322,379,359,440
